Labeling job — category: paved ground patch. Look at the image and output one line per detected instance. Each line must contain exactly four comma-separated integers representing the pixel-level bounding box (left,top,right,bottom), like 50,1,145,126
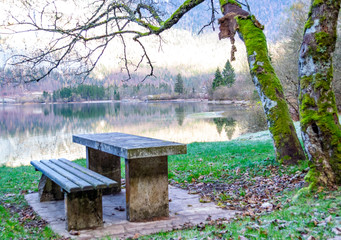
26,186,238,239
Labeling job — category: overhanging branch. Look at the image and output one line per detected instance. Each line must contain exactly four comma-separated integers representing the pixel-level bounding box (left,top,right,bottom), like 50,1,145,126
2,0,205,82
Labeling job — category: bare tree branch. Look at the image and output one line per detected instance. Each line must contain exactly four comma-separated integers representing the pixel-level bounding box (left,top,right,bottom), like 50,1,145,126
2,0,205,82
134,38,154,82
198,0,217,34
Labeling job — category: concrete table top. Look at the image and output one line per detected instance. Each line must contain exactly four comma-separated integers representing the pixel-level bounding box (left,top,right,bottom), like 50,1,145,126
73,132,187,159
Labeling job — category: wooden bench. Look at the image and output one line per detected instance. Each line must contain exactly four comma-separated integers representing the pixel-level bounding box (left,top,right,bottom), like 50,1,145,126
73,132,187,222
31,158,117,231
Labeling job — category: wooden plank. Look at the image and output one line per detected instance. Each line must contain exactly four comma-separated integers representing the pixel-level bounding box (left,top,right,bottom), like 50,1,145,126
31,160,80,193
50,159,107,189
58,158,117,188
40,160,94,192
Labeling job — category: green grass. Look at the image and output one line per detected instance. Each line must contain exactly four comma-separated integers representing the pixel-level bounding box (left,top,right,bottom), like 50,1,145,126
0,204,56,239
0,165,40,205
0,139,339,239
0,165,60,239
168,140,307,185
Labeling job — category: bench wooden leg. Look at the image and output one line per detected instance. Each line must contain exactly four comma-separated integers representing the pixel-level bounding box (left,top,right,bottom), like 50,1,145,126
86,147,121,194
65,189,103,231
125,156,169,222
38,175,64,202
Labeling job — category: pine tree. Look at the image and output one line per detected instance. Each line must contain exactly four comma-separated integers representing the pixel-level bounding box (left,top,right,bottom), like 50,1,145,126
174,73,184,94
212,67,223,90
222,60,236,87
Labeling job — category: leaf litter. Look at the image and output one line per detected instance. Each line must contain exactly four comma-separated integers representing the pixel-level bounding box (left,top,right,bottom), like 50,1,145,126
171,165,307,214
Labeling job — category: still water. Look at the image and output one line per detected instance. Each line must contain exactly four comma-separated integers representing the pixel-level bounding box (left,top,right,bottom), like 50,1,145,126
0,101,267,167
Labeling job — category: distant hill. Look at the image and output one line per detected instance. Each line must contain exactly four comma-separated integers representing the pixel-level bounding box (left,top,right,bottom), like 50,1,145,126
158,0,298,41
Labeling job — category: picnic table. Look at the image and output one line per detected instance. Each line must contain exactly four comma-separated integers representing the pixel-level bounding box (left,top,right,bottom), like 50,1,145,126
73,132,187,221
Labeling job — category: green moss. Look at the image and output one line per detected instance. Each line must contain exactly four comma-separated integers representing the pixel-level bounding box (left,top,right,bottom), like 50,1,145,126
279,155,292,164
237,16,305,163
315,31,334,47
222,0,241,7
299,59,341,184
219,0,228,6
301,94,316,109
219,0,241,13
313,0,324,6
236,17,282,103
147,23,160,32
300,76,313,89
311,32,336,61
162,0,204,29
304,166,319,190
135,18,160,32
314,73,329,91
304,17,314,32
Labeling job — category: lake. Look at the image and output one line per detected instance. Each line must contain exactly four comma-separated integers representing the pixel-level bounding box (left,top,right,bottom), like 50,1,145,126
0,101,267,167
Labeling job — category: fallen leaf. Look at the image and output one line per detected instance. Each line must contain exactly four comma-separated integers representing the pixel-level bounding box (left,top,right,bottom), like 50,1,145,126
199,195,211,203
133,233,140,239
325,215,332,223
69,230,80,235
332,227,341,235
114,206,125,211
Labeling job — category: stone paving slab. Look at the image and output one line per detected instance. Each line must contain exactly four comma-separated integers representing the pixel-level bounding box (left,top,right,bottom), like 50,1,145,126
25,186,238,239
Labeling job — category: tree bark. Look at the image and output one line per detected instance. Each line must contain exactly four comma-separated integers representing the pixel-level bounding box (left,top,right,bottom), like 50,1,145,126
219,2,306,164
298,0,341,188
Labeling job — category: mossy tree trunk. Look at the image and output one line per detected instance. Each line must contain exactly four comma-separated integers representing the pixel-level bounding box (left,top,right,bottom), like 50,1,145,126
298,0,341,188
218,2,306,164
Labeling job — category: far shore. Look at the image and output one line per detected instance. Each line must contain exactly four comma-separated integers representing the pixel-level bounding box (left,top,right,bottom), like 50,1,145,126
1,98,251,106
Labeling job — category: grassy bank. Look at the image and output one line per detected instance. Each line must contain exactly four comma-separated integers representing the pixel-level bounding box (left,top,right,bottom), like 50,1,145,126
1,139,340,239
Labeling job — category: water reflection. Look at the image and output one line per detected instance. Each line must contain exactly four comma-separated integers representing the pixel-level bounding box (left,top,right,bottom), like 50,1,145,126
175,105,185,126
0,102,267,166
213,117,236,140
53,104,107,119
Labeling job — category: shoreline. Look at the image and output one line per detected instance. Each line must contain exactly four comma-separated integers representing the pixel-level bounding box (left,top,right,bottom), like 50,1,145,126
1,98,252,106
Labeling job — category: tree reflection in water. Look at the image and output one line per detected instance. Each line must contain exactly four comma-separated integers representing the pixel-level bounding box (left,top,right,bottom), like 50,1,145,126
175,105,185,126
213,117,236,140
0,102,267,166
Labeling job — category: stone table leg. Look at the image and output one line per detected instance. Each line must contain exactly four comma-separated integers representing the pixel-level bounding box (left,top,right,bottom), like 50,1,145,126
65,189,103,231
125,156,169,222
86,147,121,194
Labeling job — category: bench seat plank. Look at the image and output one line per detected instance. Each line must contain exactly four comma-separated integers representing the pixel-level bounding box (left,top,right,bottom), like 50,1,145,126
41,160,94,191
58,158,117,187
31,160,80,193
50,159,109,189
